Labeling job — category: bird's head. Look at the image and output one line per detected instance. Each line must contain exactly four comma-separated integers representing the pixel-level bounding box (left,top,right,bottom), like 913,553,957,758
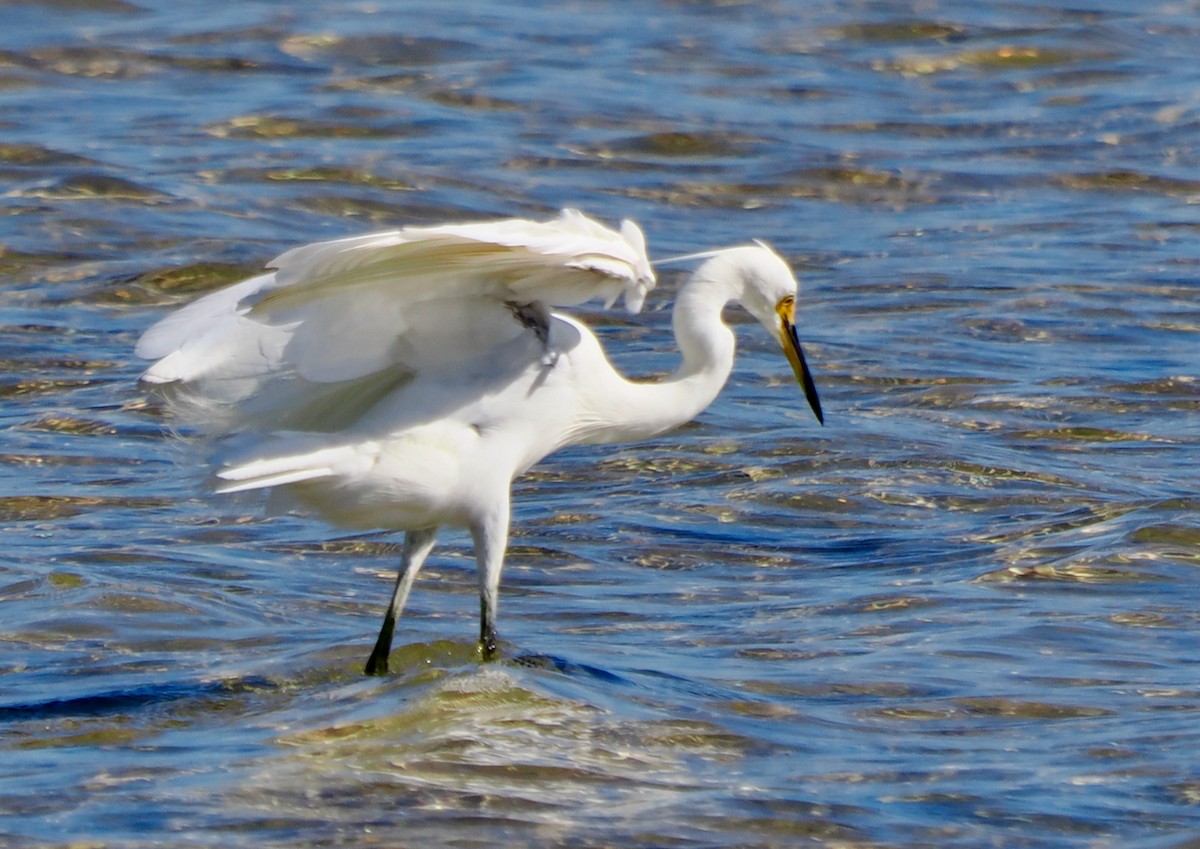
696,243,824,425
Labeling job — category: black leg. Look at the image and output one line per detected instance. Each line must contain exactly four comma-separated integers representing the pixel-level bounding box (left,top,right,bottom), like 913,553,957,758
479,597,499,660
364,609,397,676
363,527,438,676
470,504,509,663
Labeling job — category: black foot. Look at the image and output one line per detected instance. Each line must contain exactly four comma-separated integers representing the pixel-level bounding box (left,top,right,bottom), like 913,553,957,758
364,651,388,676
364,632,392,675
364,612,396,676
478,630,499,662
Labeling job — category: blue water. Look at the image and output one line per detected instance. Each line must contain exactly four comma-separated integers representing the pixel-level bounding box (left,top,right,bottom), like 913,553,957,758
2,1,1199,846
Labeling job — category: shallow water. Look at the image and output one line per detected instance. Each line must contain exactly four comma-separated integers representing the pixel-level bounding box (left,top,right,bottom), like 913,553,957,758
2,0,1200,846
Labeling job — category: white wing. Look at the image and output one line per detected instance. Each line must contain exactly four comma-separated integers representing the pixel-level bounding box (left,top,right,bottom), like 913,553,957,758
135,209,654,434
261,208,652,312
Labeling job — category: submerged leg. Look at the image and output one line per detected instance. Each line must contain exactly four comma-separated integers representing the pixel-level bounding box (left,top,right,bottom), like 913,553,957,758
470,503,511,661
364,527,438,676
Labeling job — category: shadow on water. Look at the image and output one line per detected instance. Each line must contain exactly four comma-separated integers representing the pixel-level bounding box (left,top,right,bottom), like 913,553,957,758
0,676,276,723
509,651,628,685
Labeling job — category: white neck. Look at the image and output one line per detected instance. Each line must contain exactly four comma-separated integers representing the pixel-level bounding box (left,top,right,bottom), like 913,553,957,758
579,271,739,444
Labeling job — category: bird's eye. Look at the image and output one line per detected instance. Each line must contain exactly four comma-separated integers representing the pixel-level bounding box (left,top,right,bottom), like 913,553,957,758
775,294,795,322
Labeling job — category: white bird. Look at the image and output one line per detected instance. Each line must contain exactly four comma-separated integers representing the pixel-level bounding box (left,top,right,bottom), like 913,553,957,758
136,209,823,675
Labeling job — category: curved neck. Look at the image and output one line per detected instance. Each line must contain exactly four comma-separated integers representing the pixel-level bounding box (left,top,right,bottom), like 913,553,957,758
582,274,738,444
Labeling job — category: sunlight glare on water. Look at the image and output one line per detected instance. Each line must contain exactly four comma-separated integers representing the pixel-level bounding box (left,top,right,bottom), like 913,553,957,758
1,1,1199,847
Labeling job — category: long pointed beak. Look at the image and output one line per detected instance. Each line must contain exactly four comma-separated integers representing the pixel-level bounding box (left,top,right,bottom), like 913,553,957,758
779,307,824,425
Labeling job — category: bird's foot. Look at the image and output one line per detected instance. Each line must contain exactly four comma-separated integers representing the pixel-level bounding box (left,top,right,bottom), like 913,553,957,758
364,627,395,676
363,649,389,676
477,630,500,662
364,609,399,676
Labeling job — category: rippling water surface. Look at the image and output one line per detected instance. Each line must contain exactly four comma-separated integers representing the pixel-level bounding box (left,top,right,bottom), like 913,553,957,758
2,1,1200,846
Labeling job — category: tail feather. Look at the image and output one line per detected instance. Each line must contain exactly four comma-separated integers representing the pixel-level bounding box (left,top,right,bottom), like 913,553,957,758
213,441,366,494
214,465,334,494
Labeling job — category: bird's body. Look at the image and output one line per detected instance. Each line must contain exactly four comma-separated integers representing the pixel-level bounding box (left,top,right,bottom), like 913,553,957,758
218,312,611,530
137,210,822,674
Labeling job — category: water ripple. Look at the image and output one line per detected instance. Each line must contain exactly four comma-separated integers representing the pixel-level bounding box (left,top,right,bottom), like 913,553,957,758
1,1,1199,847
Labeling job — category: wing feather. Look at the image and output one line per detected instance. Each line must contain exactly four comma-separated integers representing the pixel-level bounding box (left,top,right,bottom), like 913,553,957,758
136,209,654,435
258,208,652,311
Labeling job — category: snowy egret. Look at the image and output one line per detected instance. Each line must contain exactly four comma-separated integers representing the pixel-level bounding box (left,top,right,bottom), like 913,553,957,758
137,209,823,674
